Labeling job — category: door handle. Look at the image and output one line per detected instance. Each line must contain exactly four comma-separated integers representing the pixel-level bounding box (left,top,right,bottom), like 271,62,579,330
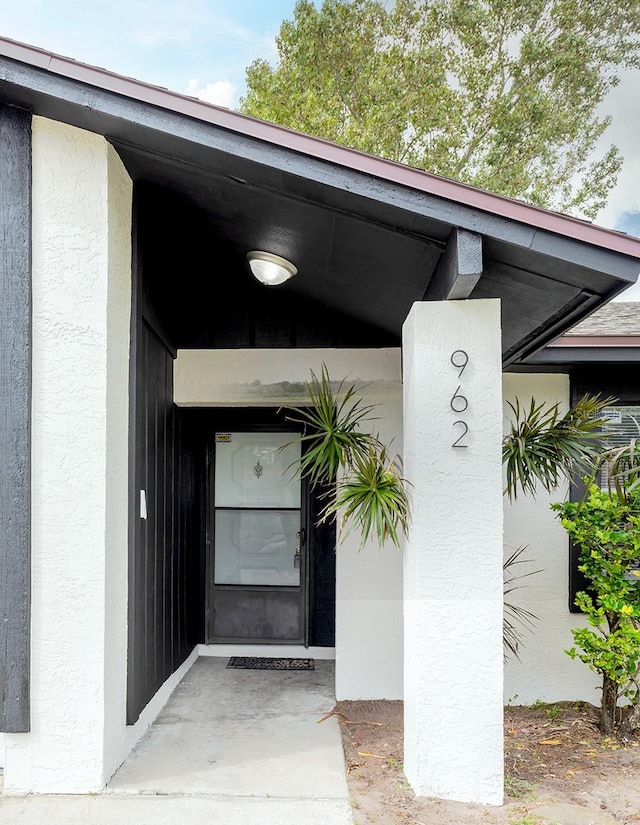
294,529,305,569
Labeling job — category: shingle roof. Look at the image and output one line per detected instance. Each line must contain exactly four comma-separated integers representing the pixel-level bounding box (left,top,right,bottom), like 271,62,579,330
565,302,640,336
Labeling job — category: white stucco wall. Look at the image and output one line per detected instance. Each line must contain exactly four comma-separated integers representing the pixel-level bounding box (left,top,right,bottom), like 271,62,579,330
502,373,600,705
403,300,504,804
1,116,173,794
175,348,405,700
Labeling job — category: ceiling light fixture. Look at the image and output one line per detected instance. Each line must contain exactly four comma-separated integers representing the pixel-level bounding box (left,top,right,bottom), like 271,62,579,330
247,251,297,286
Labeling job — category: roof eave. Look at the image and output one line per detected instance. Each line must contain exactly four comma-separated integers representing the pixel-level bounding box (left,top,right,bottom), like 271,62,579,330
1,34,640,262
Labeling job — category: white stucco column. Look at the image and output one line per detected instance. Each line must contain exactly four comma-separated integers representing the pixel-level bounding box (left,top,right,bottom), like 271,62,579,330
3,118,132,792
402,299,504,805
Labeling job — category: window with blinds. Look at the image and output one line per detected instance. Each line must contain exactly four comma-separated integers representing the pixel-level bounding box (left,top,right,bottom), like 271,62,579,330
569,404,640,612
598,406,640,489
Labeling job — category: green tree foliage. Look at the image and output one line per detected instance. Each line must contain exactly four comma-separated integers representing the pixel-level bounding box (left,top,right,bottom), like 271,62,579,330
241,0,640,218
553,485,640,737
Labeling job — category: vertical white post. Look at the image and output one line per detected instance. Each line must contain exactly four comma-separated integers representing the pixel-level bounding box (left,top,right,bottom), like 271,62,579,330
402,299,503,805
3,118,132,793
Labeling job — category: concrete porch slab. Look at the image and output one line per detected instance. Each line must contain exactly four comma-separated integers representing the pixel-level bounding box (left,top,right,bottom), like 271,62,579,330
108,657,350,800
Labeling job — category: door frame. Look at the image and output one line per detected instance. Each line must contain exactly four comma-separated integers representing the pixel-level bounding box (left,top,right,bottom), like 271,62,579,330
205,422,311,645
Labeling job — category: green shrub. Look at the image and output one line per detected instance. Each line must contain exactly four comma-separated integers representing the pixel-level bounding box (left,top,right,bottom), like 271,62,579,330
552,484,640,737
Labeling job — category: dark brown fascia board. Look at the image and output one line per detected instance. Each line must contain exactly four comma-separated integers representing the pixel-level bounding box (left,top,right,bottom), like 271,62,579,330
2,34,640,272
524,345,640,366
549,335,640,348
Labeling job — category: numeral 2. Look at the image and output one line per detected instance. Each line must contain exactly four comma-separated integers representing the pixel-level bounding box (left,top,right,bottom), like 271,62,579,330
452,420,469,448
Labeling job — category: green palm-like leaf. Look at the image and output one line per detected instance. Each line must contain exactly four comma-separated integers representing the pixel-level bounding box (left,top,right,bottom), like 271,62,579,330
321,445,411,549
503,546,541,660
591,438,640,504
503,394,615,501
282,364,381,485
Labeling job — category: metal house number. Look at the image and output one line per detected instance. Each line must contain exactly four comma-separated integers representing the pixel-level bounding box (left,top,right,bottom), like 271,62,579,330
450,349,469,448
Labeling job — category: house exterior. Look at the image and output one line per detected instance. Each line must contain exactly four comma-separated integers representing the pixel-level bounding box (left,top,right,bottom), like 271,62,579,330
1,36,640,806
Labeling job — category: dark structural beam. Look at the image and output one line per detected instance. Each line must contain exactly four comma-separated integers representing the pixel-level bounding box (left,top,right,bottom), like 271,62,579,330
424,227,483,301
0,103,31,732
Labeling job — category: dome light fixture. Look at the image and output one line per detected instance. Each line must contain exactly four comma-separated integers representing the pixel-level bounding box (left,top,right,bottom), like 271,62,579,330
247,251,297,286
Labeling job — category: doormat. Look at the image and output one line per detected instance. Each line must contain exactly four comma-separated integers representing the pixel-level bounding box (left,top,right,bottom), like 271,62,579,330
226,657,315,671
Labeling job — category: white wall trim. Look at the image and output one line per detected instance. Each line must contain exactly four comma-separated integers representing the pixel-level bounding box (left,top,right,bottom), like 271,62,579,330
174,347,401,407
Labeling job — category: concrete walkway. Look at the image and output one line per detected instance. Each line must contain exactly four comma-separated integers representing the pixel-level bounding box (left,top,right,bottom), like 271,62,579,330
0,657,353,825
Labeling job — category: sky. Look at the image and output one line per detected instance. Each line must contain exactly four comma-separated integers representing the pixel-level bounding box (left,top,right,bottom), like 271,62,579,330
3,0,640,296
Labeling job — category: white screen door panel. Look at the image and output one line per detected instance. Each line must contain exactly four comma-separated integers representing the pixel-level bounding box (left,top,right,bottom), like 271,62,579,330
215,432,301,508
214,509,300,585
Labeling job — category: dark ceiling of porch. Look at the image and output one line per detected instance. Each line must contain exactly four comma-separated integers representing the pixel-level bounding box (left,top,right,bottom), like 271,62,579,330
120,137,634,364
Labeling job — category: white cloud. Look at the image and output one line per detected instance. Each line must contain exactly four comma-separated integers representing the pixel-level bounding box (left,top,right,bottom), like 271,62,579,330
596,71,640,230
185,78,237,108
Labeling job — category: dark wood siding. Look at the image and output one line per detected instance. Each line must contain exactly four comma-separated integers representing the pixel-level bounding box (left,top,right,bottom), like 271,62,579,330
0,103,31,733
308,479,336,647
127,315,199,723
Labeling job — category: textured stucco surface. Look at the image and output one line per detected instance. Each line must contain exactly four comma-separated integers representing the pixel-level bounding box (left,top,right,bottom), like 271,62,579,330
402,300,504,805
175,347,404,701
3,117,137,793
502,373,600,705
334,358,403,701
101,136,134,779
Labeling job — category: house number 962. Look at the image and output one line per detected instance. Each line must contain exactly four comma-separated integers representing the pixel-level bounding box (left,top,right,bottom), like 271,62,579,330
450,349,469,448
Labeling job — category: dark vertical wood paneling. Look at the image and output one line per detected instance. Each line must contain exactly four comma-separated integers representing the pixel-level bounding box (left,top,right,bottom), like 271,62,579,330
126,209,141,722
0,104,32,733
127,309,198,723
308,480,337,647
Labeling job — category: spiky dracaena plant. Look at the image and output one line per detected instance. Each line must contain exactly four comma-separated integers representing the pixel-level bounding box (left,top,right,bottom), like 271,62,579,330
502,393,614,656
283,364,380,485
503,394,615,501
590,438,640,504
282,365,410,549
321,445,410,549
503,547,541,660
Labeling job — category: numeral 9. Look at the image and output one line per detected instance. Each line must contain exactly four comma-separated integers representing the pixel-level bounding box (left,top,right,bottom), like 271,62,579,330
451,349,468,377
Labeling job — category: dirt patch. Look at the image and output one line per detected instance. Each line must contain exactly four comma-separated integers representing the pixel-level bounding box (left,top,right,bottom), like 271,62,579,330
333,699,640,824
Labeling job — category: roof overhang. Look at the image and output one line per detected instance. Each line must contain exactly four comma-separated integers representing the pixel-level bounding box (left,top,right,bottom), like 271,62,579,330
523,345,640,369
2,36,640,366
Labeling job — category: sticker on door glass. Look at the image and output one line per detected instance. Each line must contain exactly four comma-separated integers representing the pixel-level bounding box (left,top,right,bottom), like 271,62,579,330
216,433,232,443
